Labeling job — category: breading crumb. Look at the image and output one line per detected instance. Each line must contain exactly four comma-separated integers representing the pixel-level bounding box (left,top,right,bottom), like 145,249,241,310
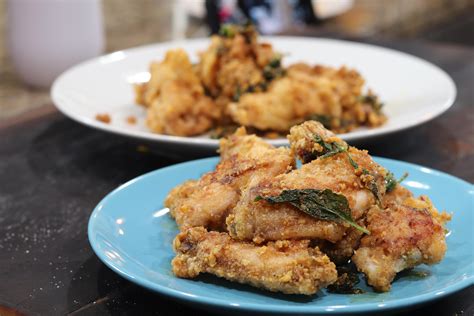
126,115,137,125
95,113,111,124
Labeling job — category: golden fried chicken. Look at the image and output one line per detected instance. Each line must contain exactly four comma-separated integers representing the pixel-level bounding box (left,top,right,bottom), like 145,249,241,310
228,64,386,133
140,49,220,136
227,121,386,244
228,77,328,132
197,25,275,93
318,186,414,265
172,227,337,295
165,127,294,231
195,25,277,121
352,196,450,292
288,120,346,163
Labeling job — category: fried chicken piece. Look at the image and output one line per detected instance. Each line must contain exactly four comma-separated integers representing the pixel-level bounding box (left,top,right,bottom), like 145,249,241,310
141,49,220,136
227,122,386,243
165,128,294,231
352,197,450,292
227,63,381,133
288,64,386,131
227,177,347,244
288,120,346,163
228,76,331,132
319,183,413,265
196,25,276,120
172,227,337,295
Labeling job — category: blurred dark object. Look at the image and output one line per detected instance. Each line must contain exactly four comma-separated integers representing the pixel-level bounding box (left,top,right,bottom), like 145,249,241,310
294,0,319,24
204,0,474,46
205,0,320,35
420,11,474,46
205,0,220,34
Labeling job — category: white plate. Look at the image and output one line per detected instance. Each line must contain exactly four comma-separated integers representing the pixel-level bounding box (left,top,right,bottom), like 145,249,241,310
51,37,456,154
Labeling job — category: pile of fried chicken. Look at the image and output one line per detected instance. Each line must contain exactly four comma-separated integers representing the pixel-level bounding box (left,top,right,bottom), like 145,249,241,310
135,24,386,137
165,121,451,295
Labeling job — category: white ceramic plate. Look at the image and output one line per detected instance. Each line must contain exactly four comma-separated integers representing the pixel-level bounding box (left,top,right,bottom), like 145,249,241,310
51,37,456,154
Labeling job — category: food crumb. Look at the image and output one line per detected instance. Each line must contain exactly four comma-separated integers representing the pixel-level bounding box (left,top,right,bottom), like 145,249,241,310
126,115,137,125
137,145,149,153
95,113,111,124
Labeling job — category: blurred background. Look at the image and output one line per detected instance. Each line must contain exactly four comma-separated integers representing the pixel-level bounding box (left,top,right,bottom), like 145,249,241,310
1,0,473,122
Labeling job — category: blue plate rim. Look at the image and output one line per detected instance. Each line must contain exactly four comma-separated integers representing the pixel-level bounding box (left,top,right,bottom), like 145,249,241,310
88,156,474,314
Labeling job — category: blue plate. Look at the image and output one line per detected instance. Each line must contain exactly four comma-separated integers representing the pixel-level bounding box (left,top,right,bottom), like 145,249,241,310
88,157,473,314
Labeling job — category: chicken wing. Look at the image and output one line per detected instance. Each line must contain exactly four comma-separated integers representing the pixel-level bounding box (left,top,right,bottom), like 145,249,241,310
196,25,277,121
227,121,386,243
352,196,450,292
228,64,385,133
140,49,220,136
165,127,294,231
172,227,337,295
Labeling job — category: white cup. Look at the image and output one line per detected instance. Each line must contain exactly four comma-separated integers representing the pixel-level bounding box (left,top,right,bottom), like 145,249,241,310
7,0,105,88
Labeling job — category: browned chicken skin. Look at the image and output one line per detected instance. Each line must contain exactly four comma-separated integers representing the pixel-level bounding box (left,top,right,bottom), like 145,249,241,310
138,49,219,136
172,227,338,295
227,121,386,243
352,196,450,292
165,127,294,231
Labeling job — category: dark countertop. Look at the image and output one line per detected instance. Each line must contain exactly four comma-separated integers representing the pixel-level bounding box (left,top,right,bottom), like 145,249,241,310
0,38,473,315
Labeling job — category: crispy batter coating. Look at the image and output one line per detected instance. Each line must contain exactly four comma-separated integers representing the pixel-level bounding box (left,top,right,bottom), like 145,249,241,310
226,177,347,244
140,49,220,136
165,128,294,231
316,177,414,265
227,122,386,243
172,227,338,295
195,29,275,123
196,32,274,98
352,197,450,292
228,65,385,133
288,120,346,163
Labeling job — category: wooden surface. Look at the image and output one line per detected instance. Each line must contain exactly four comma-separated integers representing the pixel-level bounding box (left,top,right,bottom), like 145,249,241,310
0,38,472,315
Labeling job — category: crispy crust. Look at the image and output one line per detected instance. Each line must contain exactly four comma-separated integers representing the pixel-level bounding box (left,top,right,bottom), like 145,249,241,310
165,128,294,231
352,198,448,292
172,227,337,295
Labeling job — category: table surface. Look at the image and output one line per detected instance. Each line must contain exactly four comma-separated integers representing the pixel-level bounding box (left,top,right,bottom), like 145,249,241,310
0,38,473,316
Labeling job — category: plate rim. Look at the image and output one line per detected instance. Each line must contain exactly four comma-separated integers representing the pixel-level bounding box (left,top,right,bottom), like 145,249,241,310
88,156,473,314
52,36,457,148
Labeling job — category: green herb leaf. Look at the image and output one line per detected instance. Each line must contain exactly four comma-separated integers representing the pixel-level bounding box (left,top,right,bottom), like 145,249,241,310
256,189,369,234
219,24,235,37
268,56,281,68
347,153,359,169
398,172,409,184
233,86,242,102
362,168,381,206
359,94,383,112
385,171,409,193
312,135,358,168
263,65,285,81
306,114,332,129
313,135,346,158
385,171,397,193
